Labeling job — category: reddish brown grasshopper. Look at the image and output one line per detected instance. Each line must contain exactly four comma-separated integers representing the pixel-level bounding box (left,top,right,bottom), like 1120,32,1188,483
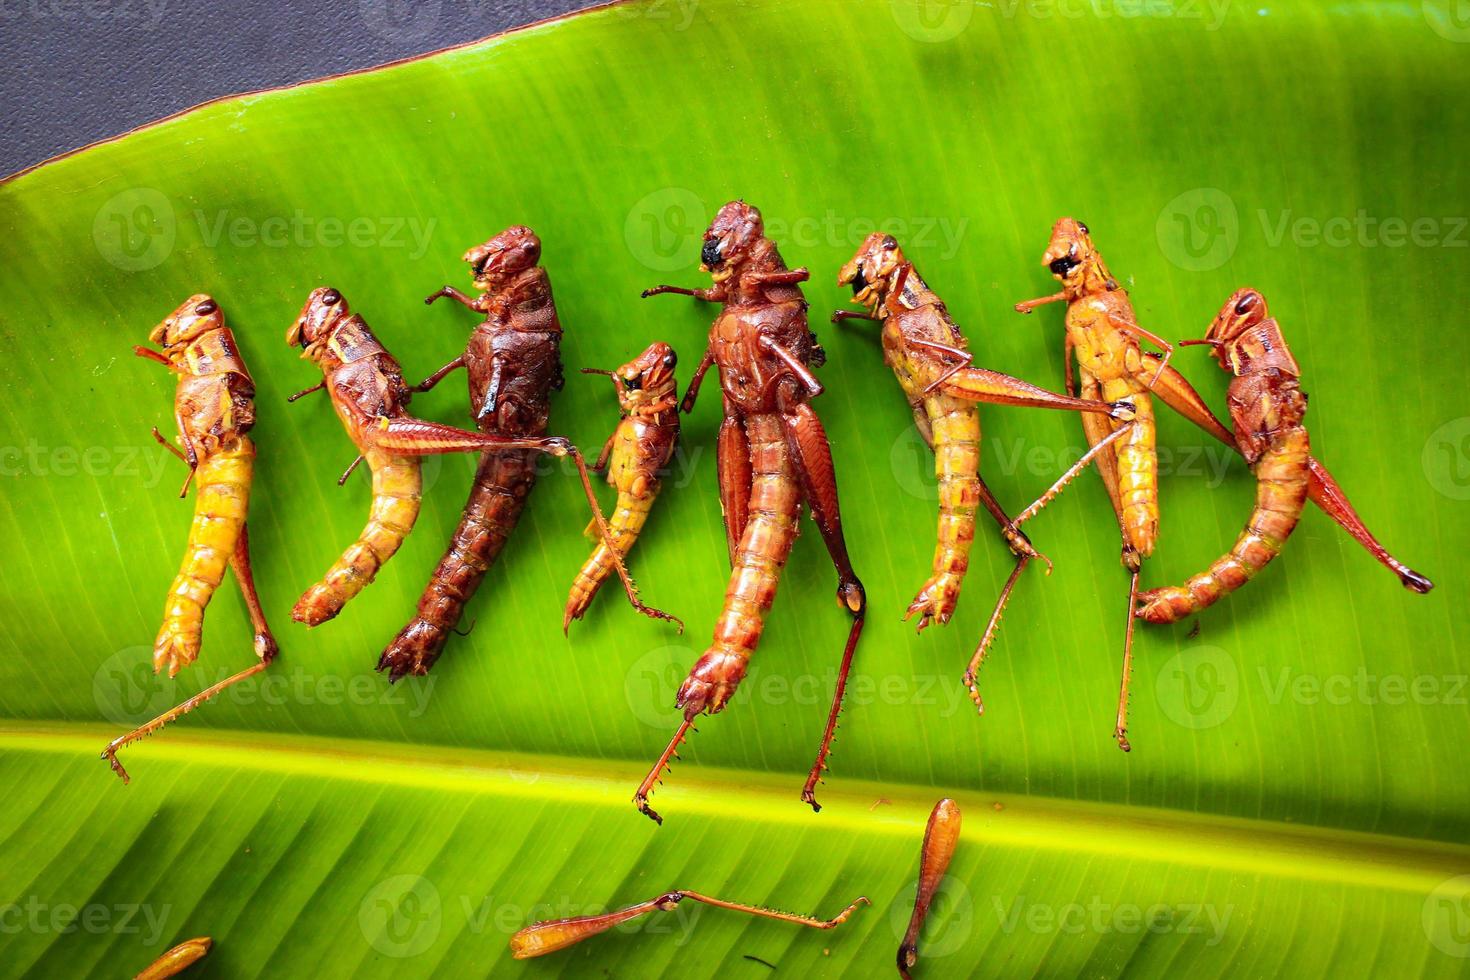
380,227,678,679
287,286,583,628
1016,219,1432,749
566,342,681,629
1136,289,1309,620
835,233,1134,709
636,200,866,822
510,888,867,959
103,296,278,783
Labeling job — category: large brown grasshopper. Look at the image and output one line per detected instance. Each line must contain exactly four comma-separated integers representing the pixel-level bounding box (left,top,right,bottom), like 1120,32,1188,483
636,200,866,822
103,295,278,782
1015,219,1432,750
380,227,679,680
287,286,582,629
834,233,1134,709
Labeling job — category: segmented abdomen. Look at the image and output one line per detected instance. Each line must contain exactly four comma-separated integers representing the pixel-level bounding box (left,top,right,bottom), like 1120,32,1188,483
926,395,980,591
677,413,800,716
1138,427,1310,622
565,490,655,624
154,439,254,676
293,450,421,626
378,448,538,680
1103,377,1158,558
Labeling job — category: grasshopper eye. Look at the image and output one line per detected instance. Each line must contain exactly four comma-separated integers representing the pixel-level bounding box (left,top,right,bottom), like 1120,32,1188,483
1235,294,1259,316
662,352,677,369
1078,222,1089,235
701,238,724,268
1049,256,1079,277
193,299,217,316
322,288,341,306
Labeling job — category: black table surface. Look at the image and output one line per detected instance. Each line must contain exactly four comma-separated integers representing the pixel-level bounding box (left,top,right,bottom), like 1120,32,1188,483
2,0,601,178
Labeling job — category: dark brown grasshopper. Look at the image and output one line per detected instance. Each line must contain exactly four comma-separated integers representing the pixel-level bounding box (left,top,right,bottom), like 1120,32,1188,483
286,286,580,628
635,200,866,822
380,227,679,680
103,295,278,783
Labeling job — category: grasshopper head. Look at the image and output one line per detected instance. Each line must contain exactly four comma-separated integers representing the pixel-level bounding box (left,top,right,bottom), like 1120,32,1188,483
838,233,906,313
1202,288,1271,374
463,226,541,291
616,342,678,411
150,294,222,349
1041,218,1114,297
288,286,349,352
700,200,765,284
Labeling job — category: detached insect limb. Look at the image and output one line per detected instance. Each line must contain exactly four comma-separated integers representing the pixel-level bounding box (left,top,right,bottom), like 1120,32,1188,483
133,936,211,980
898,799,962,979
510,888,868,960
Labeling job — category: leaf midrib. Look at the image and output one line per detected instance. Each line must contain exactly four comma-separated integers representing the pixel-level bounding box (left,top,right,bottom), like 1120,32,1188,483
6,722,1466,898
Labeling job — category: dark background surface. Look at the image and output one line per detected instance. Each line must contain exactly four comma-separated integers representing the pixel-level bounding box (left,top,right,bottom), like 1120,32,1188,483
0,0,601,177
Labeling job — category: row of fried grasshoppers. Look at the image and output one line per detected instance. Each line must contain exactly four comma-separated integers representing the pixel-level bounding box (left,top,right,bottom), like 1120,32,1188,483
105,204,1432,832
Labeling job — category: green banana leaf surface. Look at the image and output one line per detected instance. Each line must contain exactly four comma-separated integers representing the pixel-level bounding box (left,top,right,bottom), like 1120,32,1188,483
1,0,1467,976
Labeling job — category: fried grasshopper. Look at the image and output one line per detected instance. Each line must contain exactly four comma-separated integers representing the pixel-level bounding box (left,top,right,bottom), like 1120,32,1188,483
380,227,678,679
287,286,580,628
835,234,1134,708
566,342,681,629
637,200,866,822
103,296,278,782
1016,219,1432,749
1136,289,1309,620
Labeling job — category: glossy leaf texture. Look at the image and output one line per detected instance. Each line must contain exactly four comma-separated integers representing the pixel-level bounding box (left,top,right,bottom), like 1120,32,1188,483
0,1,1467,976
